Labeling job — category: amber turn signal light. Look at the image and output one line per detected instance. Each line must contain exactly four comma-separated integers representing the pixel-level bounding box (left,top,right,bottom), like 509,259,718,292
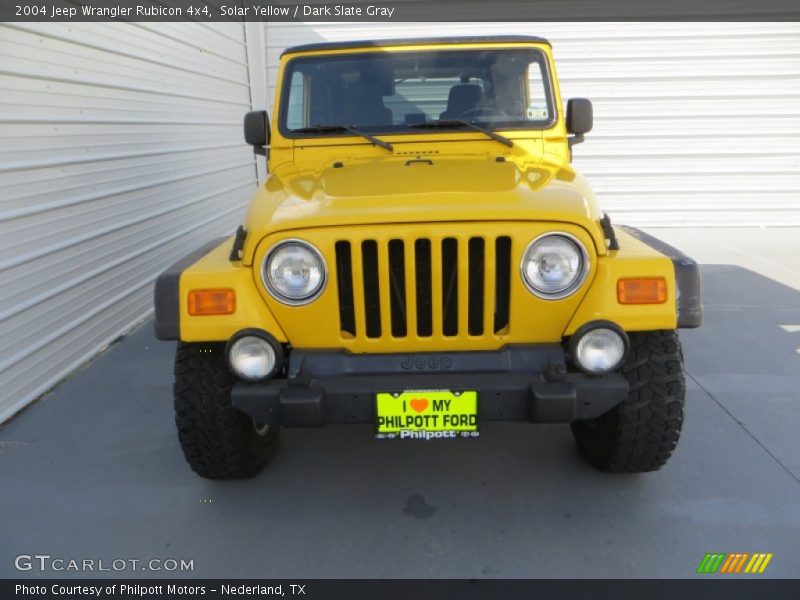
188,289,235,315
617,278,667,304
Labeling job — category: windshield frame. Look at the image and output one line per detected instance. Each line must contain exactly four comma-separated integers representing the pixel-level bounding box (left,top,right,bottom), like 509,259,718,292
277,46,558,141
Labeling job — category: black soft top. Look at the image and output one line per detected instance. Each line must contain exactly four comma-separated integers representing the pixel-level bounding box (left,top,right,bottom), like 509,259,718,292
281,35,551,56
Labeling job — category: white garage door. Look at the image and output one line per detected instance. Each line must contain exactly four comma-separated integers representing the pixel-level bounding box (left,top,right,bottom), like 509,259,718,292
0,23,264,422
266,22,800,226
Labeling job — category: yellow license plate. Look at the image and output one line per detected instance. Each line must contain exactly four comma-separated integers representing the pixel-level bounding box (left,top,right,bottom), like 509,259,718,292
375,390,478,438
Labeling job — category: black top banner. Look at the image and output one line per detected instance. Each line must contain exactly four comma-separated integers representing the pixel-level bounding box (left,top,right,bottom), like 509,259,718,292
1,0,800,22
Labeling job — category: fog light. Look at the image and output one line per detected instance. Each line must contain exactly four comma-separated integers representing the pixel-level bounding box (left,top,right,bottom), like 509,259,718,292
227,332,281,381
571,324,628,374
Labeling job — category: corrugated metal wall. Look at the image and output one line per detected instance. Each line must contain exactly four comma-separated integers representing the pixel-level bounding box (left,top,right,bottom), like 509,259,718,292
266,22,800,226
0,23,263,422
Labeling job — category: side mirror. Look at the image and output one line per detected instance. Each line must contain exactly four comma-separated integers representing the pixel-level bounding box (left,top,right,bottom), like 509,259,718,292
566,98,592,150
244,110,269,156
566,98,593,135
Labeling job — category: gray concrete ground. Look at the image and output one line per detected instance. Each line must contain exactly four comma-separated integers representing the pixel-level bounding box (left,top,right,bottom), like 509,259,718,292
1,228,799,579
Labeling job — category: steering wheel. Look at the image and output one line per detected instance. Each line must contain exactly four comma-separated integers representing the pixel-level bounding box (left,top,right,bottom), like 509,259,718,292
458,107,510,120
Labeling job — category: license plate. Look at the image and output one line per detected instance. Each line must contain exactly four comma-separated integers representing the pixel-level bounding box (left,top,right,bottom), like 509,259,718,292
375,390,478,439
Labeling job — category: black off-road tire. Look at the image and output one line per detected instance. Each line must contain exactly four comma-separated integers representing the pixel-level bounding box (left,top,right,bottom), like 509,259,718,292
173,342,279,479
571,330,685,473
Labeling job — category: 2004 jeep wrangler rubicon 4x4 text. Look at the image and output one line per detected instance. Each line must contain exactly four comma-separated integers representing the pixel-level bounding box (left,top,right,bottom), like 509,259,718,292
154,36,702,479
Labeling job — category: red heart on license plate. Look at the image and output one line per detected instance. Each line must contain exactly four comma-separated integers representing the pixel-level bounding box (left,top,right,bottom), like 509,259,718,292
409,398,429,413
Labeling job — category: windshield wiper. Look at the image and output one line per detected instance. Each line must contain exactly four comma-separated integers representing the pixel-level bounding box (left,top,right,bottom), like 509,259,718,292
292,124,393,151
409,119,514,147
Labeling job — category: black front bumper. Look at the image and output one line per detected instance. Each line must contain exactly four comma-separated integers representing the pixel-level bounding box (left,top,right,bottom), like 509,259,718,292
231,346,628,427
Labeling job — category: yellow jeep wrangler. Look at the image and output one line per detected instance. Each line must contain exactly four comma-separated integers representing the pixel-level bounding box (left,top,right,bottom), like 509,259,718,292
154,36,702,479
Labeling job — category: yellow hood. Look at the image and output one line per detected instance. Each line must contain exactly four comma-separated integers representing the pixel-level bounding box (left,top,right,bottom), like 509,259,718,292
241,155,607,264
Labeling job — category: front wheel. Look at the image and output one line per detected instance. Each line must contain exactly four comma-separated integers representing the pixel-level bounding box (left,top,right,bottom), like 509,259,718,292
571,330,685,473
173,342,279,479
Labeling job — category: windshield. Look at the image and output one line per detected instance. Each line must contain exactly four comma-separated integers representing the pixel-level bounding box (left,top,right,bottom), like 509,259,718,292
279,48,555,136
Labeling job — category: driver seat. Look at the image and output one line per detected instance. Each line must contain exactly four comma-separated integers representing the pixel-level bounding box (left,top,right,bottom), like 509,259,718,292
440,84,483,120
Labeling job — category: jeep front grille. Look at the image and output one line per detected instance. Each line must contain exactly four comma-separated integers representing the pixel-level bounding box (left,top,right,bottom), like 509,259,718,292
334,236,512,340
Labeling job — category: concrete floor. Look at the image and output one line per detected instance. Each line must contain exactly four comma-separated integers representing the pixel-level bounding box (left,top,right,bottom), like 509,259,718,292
1,228,799,579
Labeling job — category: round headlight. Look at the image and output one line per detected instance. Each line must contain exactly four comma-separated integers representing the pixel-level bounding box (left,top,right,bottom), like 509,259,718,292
263,240,326,305
573,327,627,374
521,233,588,299
227,333,280,381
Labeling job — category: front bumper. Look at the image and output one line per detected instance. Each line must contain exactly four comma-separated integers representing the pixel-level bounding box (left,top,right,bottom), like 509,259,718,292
231,346,628,427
